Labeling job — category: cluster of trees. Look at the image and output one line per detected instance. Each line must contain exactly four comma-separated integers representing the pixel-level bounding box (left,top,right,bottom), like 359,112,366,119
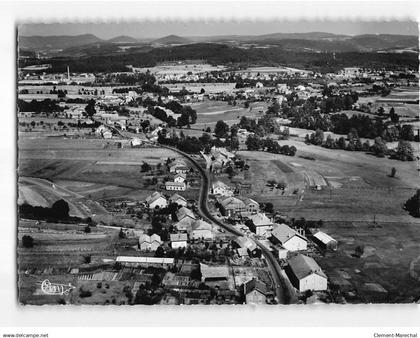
18,199,94,224
18,99,64,114
246,134,297,156
305,128,414,160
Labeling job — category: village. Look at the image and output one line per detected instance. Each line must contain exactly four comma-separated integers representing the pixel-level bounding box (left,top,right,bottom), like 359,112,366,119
17,49,420,305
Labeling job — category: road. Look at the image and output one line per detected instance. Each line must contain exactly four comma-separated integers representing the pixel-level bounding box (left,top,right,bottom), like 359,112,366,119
158,144,293,304
104,121,295,303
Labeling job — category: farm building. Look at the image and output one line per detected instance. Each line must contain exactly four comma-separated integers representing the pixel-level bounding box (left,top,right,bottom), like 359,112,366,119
200,263,229,283
165,181,186,191
285,254,328,292
212,181,233,196
271,223,307,252
170,233,188,249
116,256,174,268
312,231,338,251
191,220,214,240
168,193,187,207
139,234,162,251
145,192,168,209
247,213,273,236
243,279,271,304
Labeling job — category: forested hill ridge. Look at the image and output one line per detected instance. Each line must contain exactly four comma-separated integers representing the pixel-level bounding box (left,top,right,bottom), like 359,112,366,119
19,41,419,74
19,32,418,52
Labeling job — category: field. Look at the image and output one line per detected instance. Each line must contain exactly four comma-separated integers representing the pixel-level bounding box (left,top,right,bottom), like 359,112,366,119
237,139,420,303
188,100,268,130
18,135,199,220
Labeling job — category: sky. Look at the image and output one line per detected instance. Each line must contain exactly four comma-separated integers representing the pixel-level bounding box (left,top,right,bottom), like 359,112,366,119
18,20,418,39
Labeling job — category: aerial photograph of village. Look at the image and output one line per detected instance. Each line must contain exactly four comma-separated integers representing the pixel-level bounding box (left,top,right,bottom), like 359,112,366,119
16,20,420,306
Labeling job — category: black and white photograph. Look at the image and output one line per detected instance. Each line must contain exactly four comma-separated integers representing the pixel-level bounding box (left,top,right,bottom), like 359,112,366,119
16,13,420,307
1,0,420,335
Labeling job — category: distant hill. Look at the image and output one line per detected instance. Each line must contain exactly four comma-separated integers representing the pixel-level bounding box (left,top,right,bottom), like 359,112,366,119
107,35,138,43
19,34,103,50
153,35,191,45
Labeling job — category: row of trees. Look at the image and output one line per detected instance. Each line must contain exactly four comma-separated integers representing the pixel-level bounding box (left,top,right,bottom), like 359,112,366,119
305,129,415,160
246,134,297,156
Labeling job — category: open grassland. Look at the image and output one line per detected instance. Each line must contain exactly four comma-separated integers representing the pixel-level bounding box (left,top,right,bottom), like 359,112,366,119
239,140,419,222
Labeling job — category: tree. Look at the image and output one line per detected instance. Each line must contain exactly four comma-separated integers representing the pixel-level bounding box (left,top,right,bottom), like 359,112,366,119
400,125,415,141
84,99,96,118
51,199,70,218
390,167,396,178
214,120,229,139
245,134,261,151
190,268,202,281
394,140,414,161
22,235,34,248
310,129,324,145
372,137,388,157
119,228,125,239
155,246,165,257
264,202,274,213
84,225,91,233
141,161,151,172
389,107,399,123
404,189,420,218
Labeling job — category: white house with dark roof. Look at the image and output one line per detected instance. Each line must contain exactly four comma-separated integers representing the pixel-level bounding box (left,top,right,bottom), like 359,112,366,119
285,254,328,292
271,223,307,252
145,192,168,209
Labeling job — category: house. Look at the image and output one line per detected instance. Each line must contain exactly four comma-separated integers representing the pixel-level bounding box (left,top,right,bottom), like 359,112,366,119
312,231,338,251
173,173,187,183
145,191,168,209
285,254,328,292
169,160,189,174
232,236,259,256
247,213,273,236
243,279,271,304
168,193,187,207
241,197,259,214
271,223,307,252
212,181,233,196
191,220,214,240
165,181,186,191
174,216,195,232
139,234,162,251
218,196,246,216
176,207,196,222
170,233,188,249
200,263,229,282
